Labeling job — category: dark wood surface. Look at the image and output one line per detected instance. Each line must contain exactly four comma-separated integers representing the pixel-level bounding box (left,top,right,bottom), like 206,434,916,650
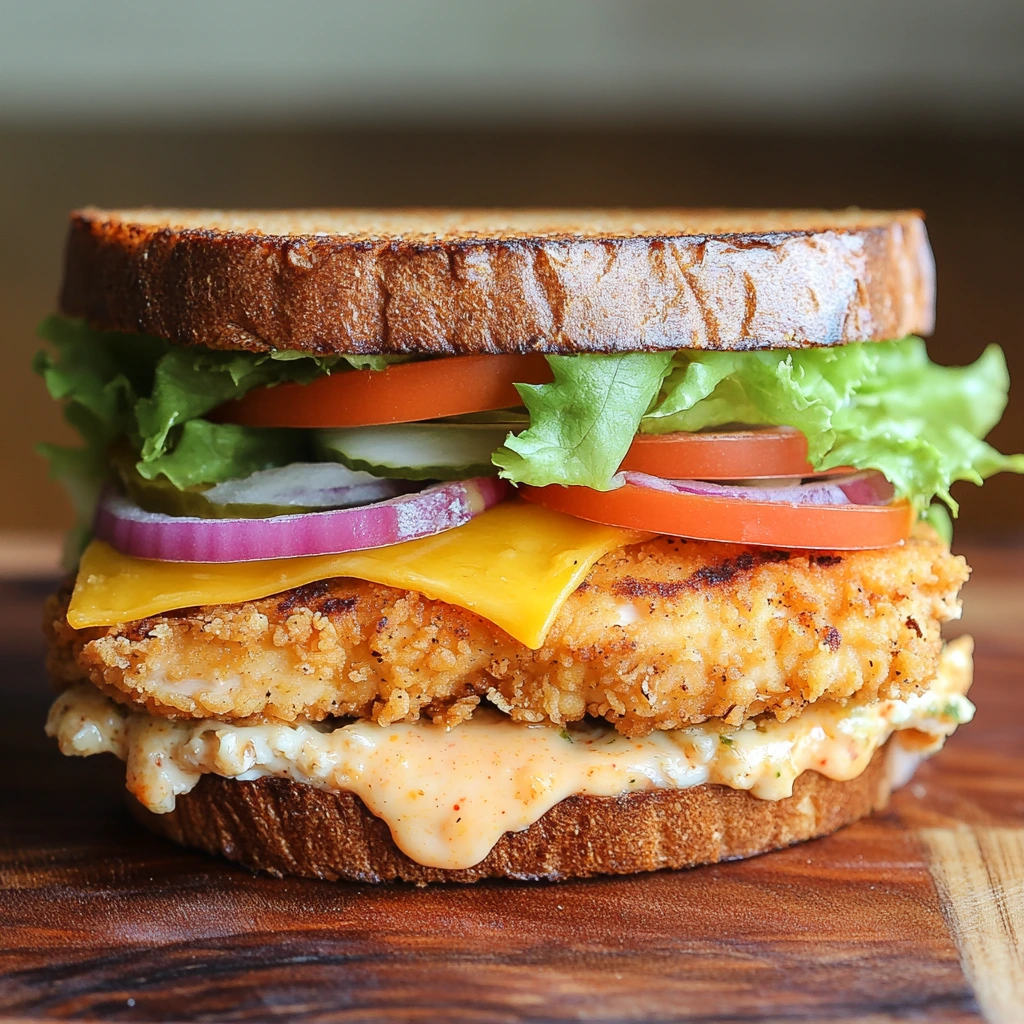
1,544,1023,1024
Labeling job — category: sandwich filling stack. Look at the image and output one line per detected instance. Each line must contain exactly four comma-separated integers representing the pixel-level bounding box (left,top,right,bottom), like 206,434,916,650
39,209,1022,882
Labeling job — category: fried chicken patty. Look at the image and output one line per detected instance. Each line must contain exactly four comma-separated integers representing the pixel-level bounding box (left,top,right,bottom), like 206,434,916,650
46,525,968,737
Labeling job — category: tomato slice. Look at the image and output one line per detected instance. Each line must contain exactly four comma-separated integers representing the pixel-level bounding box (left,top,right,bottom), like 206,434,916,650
621,427,819,479
520,482,914,550
216,353,553,428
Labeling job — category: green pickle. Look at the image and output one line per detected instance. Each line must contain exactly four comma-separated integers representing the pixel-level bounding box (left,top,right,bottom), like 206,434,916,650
110,448,329,520
315,422,515,481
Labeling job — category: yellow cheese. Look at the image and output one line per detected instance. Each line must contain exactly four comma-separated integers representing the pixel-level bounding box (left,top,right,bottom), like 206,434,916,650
67,502,644,649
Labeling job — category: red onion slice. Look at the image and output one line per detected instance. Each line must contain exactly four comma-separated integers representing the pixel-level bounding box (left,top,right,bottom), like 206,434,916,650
618,470,894,506
95,478,508,562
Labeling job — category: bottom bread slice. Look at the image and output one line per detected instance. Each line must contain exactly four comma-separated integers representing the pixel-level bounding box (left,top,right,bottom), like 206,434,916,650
131,740,901,884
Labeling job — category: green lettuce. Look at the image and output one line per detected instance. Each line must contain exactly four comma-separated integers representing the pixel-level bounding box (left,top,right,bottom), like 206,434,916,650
493,352,674,486
37,314,1024,563
647,338,1024,514
34,316,387,555
495,338,1024,514
136,420,312,490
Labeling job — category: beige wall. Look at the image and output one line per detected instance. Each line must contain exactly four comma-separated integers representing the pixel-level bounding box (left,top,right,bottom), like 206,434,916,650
3,127,1023,537
3,0,1022,127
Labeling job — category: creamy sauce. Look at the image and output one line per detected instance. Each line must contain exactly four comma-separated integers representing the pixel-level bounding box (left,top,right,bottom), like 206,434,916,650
47,638,974,870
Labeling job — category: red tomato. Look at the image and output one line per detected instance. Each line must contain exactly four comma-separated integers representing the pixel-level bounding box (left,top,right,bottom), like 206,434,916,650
621,427,823,479
216,354,552,428
521,481,914,550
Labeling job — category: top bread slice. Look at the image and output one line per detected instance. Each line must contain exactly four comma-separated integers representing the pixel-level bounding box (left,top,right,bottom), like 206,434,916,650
60,207,935,355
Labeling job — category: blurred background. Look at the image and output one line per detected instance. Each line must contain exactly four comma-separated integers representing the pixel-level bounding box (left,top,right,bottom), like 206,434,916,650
2,0,1023,551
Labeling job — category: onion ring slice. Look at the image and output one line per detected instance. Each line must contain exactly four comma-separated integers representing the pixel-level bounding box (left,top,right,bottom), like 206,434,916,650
95,477,508,562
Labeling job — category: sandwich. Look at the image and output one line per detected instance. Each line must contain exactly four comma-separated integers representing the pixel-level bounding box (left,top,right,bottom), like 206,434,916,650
38,208,1022,883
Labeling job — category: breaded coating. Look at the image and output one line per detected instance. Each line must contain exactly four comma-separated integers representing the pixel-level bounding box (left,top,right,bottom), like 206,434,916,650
46,525,968,737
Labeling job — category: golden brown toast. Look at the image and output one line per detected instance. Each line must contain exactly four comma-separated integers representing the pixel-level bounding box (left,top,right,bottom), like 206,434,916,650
61,207,934,355
134,744,896,883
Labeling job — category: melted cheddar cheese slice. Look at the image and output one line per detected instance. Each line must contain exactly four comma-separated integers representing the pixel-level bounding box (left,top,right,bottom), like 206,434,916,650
67,502,644,648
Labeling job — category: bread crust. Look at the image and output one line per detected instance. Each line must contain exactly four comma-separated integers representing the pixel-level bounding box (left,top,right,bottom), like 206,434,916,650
132,742,897,883
61,208,935,355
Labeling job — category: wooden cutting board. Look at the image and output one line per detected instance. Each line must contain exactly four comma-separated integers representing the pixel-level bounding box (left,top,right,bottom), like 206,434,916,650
1,544,1022,1024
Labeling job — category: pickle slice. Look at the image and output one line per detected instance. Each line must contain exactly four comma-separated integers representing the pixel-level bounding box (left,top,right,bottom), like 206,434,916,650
316,424,513,480
111,449,408,519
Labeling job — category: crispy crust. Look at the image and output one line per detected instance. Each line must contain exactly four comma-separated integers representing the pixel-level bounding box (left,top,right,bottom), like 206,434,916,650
132,742,898,883
45,527,968,735
60,207,935,354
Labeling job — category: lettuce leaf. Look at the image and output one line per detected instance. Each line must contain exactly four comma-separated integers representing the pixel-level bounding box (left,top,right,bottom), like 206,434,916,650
644,338,1024,514
136,420,313,490
493,352,673,488
136,419,313,491
494,338,1024,514
37,313,1024,564
133,344,325,461
34,316,383,556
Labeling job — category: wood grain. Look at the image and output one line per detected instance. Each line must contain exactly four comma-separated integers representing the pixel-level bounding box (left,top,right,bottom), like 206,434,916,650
1,543,1022,1023
921,828,1024,1024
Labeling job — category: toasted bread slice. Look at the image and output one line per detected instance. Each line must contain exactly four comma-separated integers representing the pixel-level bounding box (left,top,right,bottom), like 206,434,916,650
132,742,898,884
61,208,934,355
